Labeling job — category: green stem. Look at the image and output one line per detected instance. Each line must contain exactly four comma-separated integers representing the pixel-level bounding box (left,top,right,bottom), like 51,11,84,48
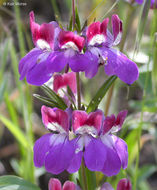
76,72,81,109
81,160,88,190
72,0,76,29
72,0,88,188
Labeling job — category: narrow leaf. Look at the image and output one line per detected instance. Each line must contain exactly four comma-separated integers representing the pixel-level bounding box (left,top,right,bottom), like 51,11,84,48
0,175,40,190
0,115,29,148
75,7,81,31
33,94,60,108
86,76,117,113
41,85,67,110
134,0,151,54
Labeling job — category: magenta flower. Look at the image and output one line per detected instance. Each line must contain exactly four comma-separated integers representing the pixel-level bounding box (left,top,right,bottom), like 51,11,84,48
46,30,91,74
53,72,77,94
53,72,77,106
33,106,75,174
101,178,132,190
84,14,139,85
67,110,107,173
100,110,128,176
48,178,79,190
34,107,128,176
19,11,60,85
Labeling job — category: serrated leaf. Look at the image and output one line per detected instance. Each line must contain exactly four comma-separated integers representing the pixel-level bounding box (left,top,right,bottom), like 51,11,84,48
86,76,117,113
41,85,67,110
0,175,40,190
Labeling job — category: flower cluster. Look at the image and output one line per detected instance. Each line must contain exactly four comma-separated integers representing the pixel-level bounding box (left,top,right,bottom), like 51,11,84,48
48,178,132,190
19,11,139,86
34,105,128,176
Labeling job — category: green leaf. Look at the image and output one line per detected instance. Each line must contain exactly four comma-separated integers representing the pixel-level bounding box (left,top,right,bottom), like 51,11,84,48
75,7,81,31
152,12,157,95
41,85,67,110
0,175,40,190
86,76,117,113
33,94,61,108
137,165,157,183
0,115,29,148
134,0,151,53
85,168,96,190
0,77,7,103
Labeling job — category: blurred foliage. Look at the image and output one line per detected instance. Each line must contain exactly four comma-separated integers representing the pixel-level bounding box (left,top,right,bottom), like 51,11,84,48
0,0,157,190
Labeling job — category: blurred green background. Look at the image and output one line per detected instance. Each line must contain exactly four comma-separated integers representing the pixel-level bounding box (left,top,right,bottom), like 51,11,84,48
0,0,157,189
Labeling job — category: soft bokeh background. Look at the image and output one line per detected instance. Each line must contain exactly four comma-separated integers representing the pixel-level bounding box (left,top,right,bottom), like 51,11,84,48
0,0,157,189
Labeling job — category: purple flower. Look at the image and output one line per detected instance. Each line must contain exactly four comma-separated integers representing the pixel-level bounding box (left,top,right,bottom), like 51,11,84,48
100,110,128,176
101,178,132,190
19,11,59,85
33,106,75,174
48,178,79,190
67,110,107,173
126,0,157,9
46,31,91,74
84,15,139,85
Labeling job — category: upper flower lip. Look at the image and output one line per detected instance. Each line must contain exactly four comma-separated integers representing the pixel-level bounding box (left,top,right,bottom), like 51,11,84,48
58,31,85,52
101,110,128,135
41,105,69,133
86,14,122,47
72,110,104,135
29,11,55,50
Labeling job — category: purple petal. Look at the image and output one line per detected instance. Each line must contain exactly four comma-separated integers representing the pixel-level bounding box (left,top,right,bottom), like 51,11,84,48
33,134,55,167
117,178,132,190
150,0,157,9
47,51,67,73
135,0,143,4
84,137,106,171
84,50,99,78
69,53,89,72
101,48,139,85
67,138,83,173
101,136,121,176
101,146,121,176
113,135,128,169
100,182,114,190
26,58,52,86
45,137,75,174
19,48,42,80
